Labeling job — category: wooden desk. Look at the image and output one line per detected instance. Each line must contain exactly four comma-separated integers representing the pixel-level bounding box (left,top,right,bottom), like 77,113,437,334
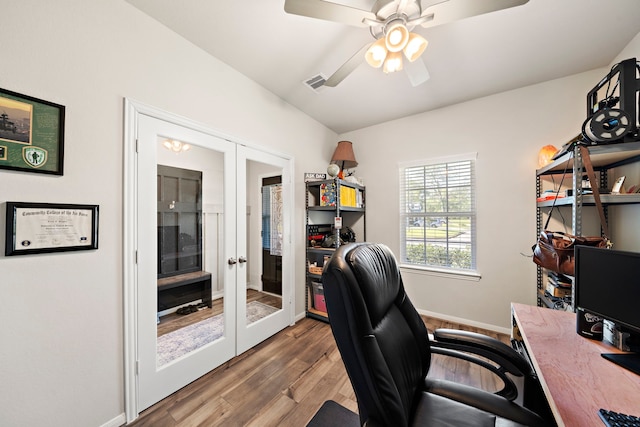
512,303,640,426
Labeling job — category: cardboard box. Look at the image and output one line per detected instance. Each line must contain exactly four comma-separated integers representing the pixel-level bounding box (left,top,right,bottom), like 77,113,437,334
546,281,571,298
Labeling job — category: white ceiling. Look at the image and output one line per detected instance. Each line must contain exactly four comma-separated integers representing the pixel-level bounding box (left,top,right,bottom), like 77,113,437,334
126,0,640,134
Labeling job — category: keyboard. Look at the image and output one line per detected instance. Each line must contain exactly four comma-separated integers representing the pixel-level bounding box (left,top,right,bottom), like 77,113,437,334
599,408,640,427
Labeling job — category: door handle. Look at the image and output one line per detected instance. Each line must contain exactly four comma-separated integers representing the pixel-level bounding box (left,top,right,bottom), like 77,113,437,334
238,256,247,264
228,257,237,265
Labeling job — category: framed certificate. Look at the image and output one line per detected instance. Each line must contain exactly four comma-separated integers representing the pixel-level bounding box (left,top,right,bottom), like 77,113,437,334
5,202,99,256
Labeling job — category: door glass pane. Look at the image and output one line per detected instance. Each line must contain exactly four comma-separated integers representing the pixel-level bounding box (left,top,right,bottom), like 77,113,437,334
156,140,225,367
245,159,283,326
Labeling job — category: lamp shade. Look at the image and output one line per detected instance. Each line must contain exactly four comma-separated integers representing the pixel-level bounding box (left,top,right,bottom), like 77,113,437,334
330,141,358,169
403,33,428,62
383,51,403,73
385,22,409,52
365,38,388,68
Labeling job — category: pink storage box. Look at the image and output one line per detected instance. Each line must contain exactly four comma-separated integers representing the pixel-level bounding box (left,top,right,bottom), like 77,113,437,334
312,282,327,312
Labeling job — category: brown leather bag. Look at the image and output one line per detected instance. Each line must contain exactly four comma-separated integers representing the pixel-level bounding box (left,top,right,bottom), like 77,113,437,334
532,145,611,276
533,231,608,276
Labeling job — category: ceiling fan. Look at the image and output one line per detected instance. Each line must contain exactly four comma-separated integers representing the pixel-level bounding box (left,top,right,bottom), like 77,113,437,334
284,0,529,87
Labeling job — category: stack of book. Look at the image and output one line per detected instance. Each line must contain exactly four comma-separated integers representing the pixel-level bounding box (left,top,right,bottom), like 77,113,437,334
339,185,357,207
339,185,364,208
546,272,572,299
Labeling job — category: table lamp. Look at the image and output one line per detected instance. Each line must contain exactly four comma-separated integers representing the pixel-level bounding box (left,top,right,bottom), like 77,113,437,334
330,141,358,179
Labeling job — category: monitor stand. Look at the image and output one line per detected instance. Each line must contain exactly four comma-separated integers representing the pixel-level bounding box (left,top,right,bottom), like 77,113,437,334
602,353,640,376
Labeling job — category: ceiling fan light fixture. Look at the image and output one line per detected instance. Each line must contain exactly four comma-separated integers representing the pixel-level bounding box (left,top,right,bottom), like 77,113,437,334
163,139,191,153
382,51,403,74
365,38,388,68
384,22,409,52
404,33,428,62
284,0,531,87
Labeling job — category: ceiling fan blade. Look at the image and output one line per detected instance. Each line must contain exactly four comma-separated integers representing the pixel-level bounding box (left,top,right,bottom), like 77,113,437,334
417,0,529,29
324,42,372,87
284,0,376,27
405,58,430,87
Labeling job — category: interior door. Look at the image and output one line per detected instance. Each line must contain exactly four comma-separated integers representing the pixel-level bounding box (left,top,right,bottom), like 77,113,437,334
136,114,237,411
236,146,293,354
133,113,294,413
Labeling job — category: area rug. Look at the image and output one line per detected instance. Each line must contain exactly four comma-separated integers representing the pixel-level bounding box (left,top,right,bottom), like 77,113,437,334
157,301,279,366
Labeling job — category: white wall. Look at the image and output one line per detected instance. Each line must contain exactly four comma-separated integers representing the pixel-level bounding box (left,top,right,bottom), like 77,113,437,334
0,1,337,426
340,31,640,331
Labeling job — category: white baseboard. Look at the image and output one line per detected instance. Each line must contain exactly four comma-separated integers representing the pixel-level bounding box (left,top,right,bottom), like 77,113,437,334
417,308,510,336
295,307,507,335
101,413,126,427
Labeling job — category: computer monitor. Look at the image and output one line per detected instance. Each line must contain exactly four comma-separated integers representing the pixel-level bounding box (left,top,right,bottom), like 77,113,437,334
575,245,640,375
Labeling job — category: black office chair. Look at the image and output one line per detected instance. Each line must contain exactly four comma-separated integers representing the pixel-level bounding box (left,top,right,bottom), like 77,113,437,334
321,242,550,427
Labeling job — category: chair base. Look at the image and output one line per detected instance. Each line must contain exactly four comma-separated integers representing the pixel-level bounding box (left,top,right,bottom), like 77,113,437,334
306,400,359,427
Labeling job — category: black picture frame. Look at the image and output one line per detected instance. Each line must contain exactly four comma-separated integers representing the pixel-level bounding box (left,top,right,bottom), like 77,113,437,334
5,202,99,256
0,88,65,175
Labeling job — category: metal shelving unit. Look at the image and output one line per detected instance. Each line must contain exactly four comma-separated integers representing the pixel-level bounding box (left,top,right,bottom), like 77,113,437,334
535,141,640,310
305,178,365,321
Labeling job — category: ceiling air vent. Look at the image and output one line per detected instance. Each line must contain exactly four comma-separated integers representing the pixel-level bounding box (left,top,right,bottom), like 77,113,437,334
303,74,327,93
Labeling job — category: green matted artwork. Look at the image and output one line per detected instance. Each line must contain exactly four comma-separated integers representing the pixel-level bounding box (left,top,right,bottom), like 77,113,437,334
0,88,65,175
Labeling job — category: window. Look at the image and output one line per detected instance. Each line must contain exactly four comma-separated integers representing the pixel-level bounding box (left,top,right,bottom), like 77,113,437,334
399,154,476,273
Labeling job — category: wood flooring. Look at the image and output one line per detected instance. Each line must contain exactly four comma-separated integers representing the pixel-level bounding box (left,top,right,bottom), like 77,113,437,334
131,315,509,427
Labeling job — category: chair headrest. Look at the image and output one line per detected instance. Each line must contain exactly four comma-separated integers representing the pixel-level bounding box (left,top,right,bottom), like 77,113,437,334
346,243,402,326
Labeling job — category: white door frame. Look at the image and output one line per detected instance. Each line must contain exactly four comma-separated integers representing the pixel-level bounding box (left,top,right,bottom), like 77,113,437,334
123,99,295,422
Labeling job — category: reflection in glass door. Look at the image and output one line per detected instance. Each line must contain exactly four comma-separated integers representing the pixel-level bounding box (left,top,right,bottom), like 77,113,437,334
152,147,293,365
155,149,224,367
260,176,283,299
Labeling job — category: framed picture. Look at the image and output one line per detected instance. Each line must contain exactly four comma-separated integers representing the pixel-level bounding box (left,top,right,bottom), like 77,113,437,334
0,88,65,175
5,202,99,256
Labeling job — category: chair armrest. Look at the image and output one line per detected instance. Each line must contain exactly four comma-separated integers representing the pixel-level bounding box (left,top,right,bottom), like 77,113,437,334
424,378,548,427
430,346,519,401
432,328,532,377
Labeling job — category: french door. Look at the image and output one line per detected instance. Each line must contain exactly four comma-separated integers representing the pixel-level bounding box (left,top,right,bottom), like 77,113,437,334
236,146,292,354
124,102,293,417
